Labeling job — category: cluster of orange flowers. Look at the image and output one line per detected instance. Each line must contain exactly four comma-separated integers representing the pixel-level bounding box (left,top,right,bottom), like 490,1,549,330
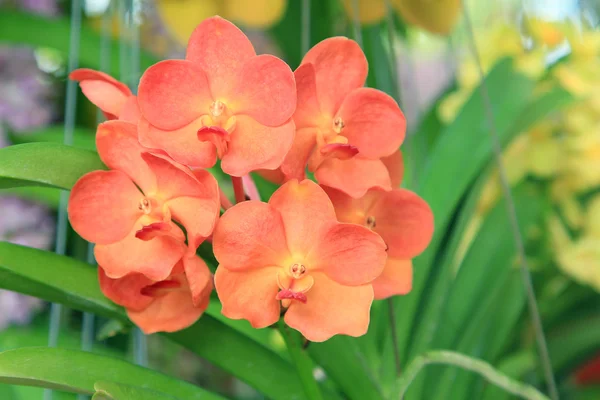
68,17,434,341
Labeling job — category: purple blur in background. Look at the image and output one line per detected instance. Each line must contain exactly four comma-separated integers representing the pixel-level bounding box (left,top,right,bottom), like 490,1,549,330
0,0,59,329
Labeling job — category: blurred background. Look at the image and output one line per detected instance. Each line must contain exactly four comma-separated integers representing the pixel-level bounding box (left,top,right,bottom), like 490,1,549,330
1,0,600,399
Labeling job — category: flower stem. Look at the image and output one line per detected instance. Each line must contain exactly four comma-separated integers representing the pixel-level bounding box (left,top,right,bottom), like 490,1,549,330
388,298,402,376
393,351,550,400
219,187,234,210
279,321,324,400
231,176,246,204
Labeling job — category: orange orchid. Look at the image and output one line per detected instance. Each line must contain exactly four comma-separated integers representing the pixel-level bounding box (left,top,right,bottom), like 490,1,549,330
322,180,433,299
137,16,296,176
70,69,140,123
99,255,213,333
212,179,387,342
68,120,220,281
280,37,406,198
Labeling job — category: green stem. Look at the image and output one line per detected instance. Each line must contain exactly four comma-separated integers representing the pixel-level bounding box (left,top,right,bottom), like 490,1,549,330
392,351,550,400
278,321,324,400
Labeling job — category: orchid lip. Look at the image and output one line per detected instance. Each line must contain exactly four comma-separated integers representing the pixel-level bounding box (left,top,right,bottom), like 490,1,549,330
276,289,308,304
135,221,172,241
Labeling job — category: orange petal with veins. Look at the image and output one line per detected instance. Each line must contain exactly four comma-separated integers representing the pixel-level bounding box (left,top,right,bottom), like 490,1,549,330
70,68,132,120
183,256,213,307
222,116,295,177
96,121,156,194
280,127,317,181
368,188,434,258
97,267,154,312
300,37,367,115
138,59,212,131
68,170,141,245
213,201,289,271
284,272,373,342
138,116,217,169
292,63,322,129
315,157,391,198
372,258,413,299
382,150,404,188
95,221,186,281
309,223,386,286
215,266,281,328
128,278,206,334
186,16,256,96
269,179,337,256
231,54,296,126
336,87,406,158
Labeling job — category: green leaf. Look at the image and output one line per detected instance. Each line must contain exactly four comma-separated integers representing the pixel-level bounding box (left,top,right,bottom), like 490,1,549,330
269,0,337,68
0,10,157,77
0,186,61,208
93,381,179,400
0,143,105,190
279,323,324,400
392,58,536,365
0,347,220,399
308,336,384,400
0,241,123,320
0,242,307,400
96,319,129,341
9,126,96,150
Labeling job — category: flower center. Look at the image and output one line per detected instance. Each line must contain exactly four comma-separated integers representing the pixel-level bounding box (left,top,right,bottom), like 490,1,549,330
198,100,237,158
290,263,306,279
276,263,314,307
210,100,225,118
138,198,152,214
333,117,345,134
366,216,376,229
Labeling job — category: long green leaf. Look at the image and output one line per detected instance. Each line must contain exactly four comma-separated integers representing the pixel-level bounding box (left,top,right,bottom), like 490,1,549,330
0,242,307,400
0,143,105,190
0,241,123,320
406,185,545,399
308,336,384,400
392,58,536,364
0,10,157,76
0,347,219,399
93,381,178,400
9,126,96,150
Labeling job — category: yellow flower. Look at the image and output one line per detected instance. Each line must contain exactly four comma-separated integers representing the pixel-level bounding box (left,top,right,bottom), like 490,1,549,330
526,17,566,48
157,0,287,44
394,0,461,35
557,237,600,292
340,0,386,25
341,0,461,35
585,196,600,238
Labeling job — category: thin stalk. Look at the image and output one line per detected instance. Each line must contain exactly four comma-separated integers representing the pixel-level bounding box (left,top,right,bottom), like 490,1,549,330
387,299,401,376
301,0,311,56
279,321,324,400
461,2,559,399
349,0,363,47
231,176,246,204
219,188,234,210
393,350,550,400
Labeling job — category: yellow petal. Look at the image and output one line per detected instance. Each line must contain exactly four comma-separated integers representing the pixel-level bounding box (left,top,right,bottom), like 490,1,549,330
528,136,562,178
393,0,461,35
526,18,565,48
340,0,386,25
157,0,221,45
223,0,287,28
557,237,600,293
